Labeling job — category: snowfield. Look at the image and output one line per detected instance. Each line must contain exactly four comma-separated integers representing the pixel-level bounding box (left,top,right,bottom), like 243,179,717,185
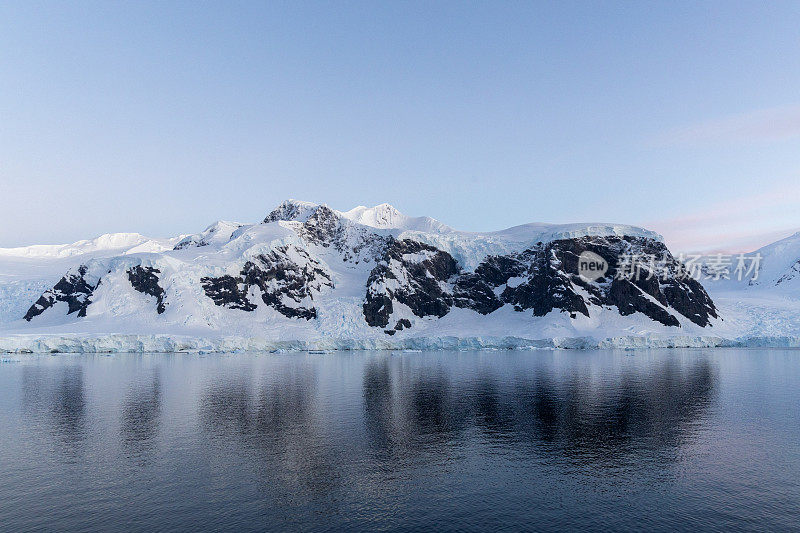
1,200,799,353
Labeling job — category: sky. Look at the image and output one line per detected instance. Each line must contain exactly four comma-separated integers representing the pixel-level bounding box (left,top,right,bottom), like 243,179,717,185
1,1,799,253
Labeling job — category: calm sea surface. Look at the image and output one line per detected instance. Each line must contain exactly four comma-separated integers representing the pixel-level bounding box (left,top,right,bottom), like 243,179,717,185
1,349,798,532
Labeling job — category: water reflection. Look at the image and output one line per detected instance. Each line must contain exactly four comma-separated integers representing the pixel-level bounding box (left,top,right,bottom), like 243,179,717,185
6,350,798,532
21,365,87,452
472,369,516,434
362,356,716,469
17,354,717,478
51,366,87,446
363,359,394,453
200,366,340,500
121,369,162,462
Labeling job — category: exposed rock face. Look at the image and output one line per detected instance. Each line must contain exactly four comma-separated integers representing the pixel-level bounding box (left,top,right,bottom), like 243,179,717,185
364,239,459,328
127,266,166,314
776,260,800,286
541,236,717,327
298,205,344,246
263,200,318,224
24,265,98,321
200,276,256,311
201,245,333,319
266,203,389,264
383,318,413,336
499,248,592,320
363,236,718,331
241,248,333,319
492,237,715,327
174,238,209,250
298,205,390,263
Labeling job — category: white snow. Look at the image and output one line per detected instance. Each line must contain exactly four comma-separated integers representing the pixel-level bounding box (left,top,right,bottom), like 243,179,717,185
0,232,176,258
745,232,800,293
342,203,452,233
173,220,245,250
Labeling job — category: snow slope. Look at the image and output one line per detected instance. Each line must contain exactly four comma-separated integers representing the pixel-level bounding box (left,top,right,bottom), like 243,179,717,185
695,230,800,345
747,231,800,293
0,232,182,324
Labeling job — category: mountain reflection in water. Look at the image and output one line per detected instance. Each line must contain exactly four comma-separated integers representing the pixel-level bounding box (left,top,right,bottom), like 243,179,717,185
2,350,798,532
362,357,715,468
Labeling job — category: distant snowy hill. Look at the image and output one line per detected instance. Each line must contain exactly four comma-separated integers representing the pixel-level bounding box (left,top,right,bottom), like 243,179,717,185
692,231,800,343
0,200,798,352
697,230,800,294
0,232,177,260
748,232,800,292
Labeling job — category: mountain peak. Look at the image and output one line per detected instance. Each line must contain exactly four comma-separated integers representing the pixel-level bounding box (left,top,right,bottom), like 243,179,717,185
261,200,450,233
341,203,452,233
263,199,323,224
342,203,403,228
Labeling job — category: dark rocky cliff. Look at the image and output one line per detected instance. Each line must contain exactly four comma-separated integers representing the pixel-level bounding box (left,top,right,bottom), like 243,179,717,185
24,265,98,321
363,236,717,332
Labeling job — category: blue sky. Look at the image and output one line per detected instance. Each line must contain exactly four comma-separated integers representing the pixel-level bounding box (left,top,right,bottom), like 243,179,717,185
1,1,799,252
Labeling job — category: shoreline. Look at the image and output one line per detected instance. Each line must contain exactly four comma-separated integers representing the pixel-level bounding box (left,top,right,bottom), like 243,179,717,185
2,333,800,353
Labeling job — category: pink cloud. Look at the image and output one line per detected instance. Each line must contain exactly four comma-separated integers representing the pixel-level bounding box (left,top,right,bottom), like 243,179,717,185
646,183,800,253
658,104,800,145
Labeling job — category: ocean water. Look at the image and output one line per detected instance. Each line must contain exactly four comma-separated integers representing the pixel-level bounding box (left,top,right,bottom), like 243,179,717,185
0,349,798,532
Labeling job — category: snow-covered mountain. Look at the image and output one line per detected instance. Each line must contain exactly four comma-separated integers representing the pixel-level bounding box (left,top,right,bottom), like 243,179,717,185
698,231,800,294
1,200,798,352
691,230,800,342
747,232,800,292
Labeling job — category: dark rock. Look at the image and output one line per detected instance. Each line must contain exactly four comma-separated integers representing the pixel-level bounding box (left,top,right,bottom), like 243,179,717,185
24,265,98,321
452,254,529,315
242,249,332,320
201,245,332,320
607,277,680,327
174,240,209,250
363,238,459,327
363,293,393,328
776,260,800,286
301,205,390,263
266,203,390,264
362,235,718,329
127,266,166,314
452,273,503,314
661,277,718,327
503,267,591,318
474,255,527,285
509,237,716,326
263,201,309,223
299,205,343,247
200,275,256,311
